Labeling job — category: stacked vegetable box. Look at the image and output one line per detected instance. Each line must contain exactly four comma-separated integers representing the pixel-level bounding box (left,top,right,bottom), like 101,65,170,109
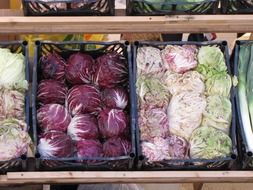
0,41,30,173
134,41,236,169
33,41,135,171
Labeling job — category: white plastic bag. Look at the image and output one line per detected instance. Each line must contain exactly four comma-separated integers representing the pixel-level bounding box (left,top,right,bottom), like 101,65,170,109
78,184,143,190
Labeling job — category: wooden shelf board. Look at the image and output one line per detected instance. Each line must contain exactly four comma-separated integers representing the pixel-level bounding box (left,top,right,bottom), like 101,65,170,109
0,10,253,33
0,171,253,185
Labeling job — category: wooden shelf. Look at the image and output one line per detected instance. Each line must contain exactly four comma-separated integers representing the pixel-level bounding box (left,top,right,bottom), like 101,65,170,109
1,10,253,33
0,171,253,185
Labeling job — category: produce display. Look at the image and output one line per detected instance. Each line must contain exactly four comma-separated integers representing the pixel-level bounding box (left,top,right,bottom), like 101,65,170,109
136,44,233,164
237,42,253,153
0,48,30,162
36,50,132,162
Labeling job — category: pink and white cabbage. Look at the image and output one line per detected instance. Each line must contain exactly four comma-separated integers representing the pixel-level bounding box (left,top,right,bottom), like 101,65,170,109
77,139,103,159
102,87,128,110
167,135,189,159
141,137,170,162
98,108,129,138
136,75,170,110
161,45,198,73
66,84,101,115
67,114,99,141
40,53,66,82
139,108,169,141
93,52,128,88
65,53,94,85
0,89,25,121
37,79,67,105
103,137,131,157
0,119,31,161
38,131,74,158
37,104,71,132
136,46,165,75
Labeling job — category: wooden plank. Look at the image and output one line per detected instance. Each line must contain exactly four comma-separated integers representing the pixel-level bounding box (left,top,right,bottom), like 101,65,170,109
0,11,253,33
1,171,253,185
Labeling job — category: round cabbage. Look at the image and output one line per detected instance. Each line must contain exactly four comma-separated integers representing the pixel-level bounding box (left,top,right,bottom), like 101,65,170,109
139,107,169,141
165,70,205,95
136,46,164,75
40,53,66,82
67,84,101,115
190,126,232,159
0,119,31,161
196,46,227,79
67,114,99,141
161,45,198,73
37,79,67,105
93,52,128,88
98,108,128,138
77,139,103,159
137,75,170,109
37,104,71,132
0,89,25,121
65,53,94,85
206,73,232,98
102,87,128,110
202,95,232,134
103,137,131,157
38,131,74,158
168,92,206,140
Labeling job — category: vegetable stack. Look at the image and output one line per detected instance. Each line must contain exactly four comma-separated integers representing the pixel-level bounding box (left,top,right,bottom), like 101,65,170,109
36,46,132,164
136,43,233,165
0,47,31,163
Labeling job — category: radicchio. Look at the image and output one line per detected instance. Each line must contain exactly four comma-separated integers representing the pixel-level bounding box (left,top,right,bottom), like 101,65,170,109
65,53,94,85
103,137,131,157
139,108,169,141
38,131,74,158
98,108,128,138
102,87,128,110
161,45,198,73
37,79,67,105
0,89,25,121
67,114,99,141
40,53,66,82
66,84,101,115
77,139,103,159
37,104,71,132
93,52,128,88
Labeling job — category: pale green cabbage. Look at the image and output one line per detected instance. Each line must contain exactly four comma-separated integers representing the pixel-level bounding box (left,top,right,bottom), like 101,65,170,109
205,73,232,98
202,95,232,134
196,46,227,79
0,48,28,91
190,126,232,159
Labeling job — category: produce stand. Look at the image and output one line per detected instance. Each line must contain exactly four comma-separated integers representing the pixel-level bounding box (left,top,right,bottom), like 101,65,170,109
1,8,253,190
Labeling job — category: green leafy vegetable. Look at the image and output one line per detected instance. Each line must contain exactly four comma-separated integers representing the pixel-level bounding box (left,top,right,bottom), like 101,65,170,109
190,126,232,159
202,95,232,134
196,46,227,79
205,72,232,98
0,48,28,91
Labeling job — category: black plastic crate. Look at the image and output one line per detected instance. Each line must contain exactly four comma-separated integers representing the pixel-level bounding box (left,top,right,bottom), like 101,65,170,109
221,0,253,14
133,40,237,170
126,0,219,16
32,40,136,171
0,41,30,174
22,0,115,16
233,40,253,169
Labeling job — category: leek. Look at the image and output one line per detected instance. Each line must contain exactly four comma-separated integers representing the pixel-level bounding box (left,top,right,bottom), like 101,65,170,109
247,44,253,128
238,44,253,152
